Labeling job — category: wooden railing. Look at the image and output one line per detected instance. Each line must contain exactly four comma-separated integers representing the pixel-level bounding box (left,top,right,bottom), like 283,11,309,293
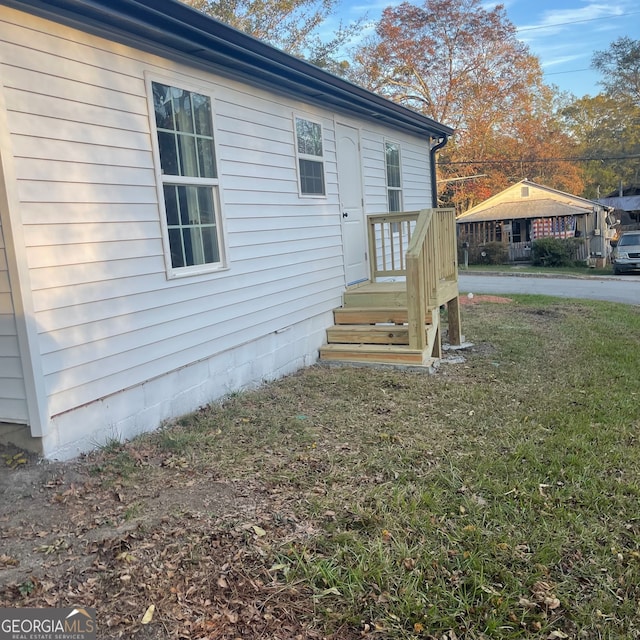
367,211,421,279
368,208,459,350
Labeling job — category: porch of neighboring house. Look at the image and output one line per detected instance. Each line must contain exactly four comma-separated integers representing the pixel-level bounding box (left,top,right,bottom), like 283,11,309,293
319,208,461,367
458,216,589,263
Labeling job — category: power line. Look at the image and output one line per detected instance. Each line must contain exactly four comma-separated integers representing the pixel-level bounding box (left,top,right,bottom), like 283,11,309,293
438,155,640,166
516,10,640,33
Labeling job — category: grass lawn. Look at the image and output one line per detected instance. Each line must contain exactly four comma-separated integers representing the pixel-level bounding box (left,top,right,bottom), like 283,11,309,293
460,264,614,277
2,296,640,639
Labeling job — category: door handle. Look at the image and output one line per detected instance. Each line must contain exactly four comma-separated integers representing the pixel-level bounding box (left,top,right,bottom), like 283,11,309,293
342,211,349,218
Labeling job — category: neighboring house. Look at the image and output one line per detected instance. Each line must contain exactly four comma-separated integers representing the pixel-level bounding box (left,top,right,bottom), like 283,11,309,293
598,184,640,232
0,0,454,459
457,180,614,262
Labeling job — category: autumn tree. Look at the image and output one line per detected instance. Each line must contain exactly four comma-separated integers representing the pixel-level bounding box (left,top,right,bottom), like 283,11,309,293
350,0,583,211
180,0,361,72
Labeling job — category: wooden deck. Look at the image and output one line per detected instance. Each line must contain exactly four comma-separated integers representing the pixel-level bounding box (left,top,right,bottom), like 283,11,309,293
319,209,461,367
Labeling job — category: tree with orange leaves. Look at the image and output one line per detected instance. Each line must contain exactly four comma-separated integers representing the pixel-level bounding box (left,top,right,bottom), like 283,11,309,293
351,0,583,212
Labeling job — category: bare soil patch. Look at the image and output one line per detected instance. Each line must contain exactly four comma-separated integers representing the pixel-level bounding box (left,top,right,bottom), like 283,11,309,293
0,444,334,639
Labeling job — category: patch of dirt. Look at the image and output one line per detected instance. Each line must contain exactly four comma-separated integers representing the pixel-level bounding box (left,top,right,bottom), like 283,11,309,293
0,444,339,639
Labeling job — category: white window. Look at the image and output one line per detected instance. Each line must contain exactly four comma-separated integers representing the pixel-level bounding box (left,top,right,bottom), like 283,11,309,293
150,80,224,275
295,117,326,196
385,141,403,212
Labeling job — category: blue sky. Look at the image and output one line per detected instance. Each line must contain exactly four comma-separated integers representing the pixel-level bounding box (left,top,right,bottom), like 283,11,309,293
334,0,640,98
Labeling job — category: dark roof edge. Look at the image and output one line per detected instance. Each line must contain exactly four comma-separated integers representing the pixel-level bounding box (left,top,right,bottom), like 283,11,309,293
1,0,453,139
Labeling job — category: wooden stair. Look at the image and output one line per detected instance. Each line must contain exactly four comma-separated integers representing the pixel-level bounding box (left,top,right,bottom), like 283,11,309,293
319,282,440,367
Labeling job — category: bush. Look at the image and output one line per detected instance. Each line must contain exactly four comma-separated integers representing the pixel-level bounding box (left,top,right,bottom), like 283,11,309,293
464,241,508,265
531,237,584,267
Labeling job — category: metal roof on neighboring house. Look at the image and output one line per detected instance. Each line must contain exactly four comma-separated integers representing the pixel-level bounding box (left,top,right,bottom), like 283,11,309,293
457,199,596,223
598,195,640,212
0,0,453,140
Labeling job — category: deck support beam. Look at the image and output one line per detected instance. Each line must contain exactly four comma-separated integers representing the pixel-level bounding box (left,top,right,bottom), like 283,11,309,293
447,296,462,346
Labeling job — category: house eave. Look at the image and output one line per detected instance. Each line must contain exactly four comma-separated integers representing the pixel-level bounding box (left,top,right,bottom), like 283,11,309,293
0,0,454,140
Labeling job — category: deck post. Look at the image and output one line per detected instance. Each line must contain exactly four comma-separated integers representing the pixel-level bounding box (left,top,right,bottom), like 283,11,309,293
406,258,426,350
447,296,462,346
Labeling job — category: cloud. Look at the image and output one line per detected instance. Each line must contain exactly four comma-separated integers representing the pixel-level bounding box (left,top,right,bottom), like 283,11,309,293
516,2,633,37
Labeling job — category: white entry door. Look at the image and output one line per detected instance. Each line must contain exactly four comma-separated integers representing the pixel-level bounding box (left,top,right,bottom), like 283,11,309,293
336,123,368,285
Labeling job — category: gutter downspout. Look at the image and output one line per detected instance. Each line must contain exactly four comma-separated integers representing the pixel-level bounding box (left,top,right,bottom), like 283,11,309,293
430,135,449,208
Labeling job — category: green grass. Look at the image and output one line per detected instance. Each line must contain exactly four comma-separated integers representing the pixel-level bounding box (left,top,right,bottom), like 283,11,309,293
461,263,614,277
92,296,640,638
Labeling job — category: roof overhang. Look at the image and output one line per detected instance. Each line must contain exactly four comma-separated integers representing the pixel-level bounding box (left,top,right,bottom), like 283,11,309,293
457,199,598,223
0,0,453,140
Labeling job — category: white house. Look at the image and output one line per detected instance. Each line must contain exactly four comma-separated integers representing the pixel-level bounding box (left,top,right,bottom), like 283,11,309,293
0,0,453,459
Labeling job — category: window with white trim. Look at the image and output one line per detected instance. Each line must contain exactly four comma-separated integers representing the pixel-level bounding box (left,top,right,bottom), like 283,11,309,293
151,81,223,272
385,141,403,212
295,117,326,196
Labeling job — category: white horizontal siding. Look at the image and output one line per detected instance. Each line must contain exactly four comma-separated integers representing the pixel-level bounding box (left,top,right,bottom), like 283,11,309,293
0,6,434,432
361,129,432,213
361,132,388,212
401,142,431,209
0,220,28,422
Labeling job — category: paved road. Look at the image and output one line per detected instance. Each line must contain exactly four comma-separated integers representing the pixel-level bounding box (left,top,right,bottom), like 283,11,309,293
458,273,640,305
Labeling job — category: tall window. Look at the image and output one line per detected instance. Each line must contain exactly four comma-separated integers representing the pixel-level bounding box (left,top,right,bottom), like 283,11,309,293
295,117,325,196
152,81,223,272
385,141,403,212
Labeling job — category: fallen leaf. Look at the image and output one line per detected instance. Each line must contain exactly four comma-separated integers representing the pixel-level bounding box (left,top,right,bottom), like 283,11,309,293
141,604,155,625
313,587,341,599
252,525,266,537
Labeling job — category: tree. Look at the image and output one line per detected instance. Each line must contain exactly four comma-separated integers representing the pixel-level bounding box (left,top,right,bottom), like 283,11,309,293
179,0,360,73
592,37,640,106
350,0,583,211
561,94,640,198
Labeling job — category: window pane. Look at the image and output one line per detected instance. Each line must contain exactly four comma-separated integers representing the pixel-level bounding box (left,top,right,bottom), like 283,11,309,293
177,134,198,177
183,227,195,266
193,94,213,136
299,159,325,195
388,189,402,212
202,226,219,263
158,131,179,175
173,91,194,133
154,82,217,179
163,185,179,225
197,138,217,179
168,228,184,268
387,165,401,188
177,186,190,225
296,118,323,157
164,185,221,268
183,226,208,266
385,143,401,188
197,187,215,224
153,83,174,130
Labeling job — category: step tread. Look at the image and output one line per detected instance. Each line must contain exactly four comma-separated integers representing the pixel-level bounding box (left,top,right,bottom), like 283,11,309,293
319,343,432,365
320,343,423,354
333,307,432,325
